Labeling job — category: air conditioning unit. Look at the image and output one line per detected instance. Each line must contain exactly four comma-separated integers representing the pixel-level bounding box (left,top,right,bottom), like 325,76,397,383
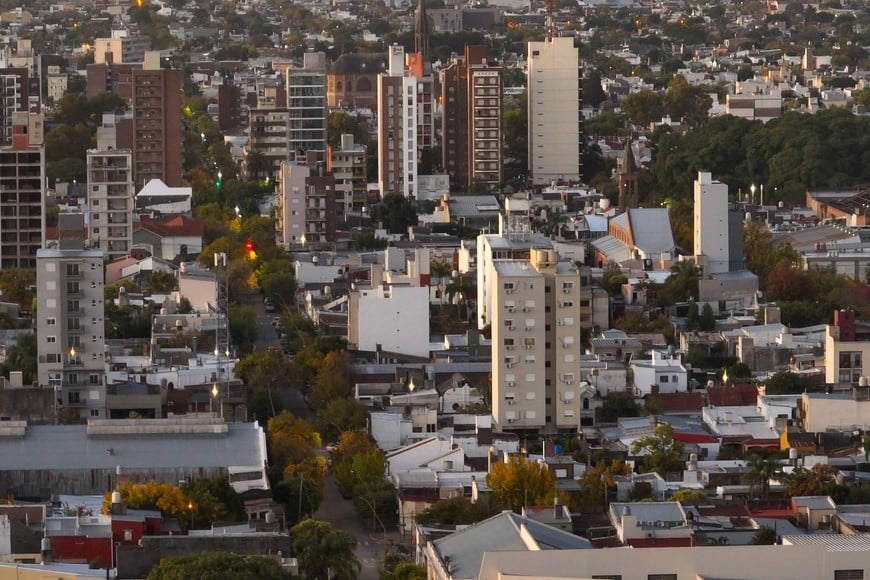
506,363,514,368
507,307,515,312
507,418,516,423
525,345,533,349
506,381,515,387
565,380,573,385
525,327,532,331
563,289,570,294
522,307,529,312
506,288,515,294
507,345,515,351
557,320,564,326
508,399,515,405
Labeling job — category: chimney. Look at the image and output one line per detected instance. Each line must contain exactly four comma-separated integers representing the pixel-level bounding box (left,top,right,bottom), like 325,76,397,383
835,309,856,342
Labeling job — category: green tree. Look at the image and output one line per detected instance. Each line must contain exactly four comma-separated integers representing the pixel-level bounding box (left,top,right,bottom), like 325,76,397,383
316,398,368,443
699,302,716,331
380,554,426,580
290,520,360,580
575,460,631,508
370,193,419,234
596,392,641,422
486,456,555,511
786,464,839,497
327,111,370,150
308,350,353,409
630,423,685,476
657,260,700,306
0,332,37,385
764,371,807,395
430,259,453,306
147,551,291,579
235,350,296,420
749,526,777,545
669,489,708,503
746,454,782,500
414,496,502,526
182,476,245,523
621,89,665,127
0,268,36,305
664,75,713,128
228,304,258,354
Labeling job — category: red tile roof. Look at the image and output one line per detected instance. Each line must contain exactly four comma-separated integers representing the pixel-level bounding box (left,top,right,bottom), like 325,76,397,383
707,384,759,406
135,214,204,238
625,537,693,548
647,392,704,413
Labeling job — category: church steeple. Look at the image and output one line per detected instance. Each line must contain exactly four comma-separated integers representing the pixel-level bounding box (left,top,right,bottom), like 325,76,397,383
618,138,639,212
414,0,430,61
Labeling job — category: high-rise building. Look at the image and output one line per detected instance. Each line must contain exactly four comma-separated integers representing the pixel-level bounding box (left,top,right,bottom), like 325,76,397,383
328,133,367,213
377,45,434,198
527,36,581,185
131,52,183,189
246,108,290,181
287,52,327,163
440,45,502,191
36,213,106,422
693,171,731,275
87,116,134,261
0,112,44,270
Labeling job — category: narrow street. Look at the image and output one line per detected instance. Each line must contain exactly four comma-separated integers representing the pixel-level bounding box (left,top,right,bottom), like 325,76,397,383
312,473,404,580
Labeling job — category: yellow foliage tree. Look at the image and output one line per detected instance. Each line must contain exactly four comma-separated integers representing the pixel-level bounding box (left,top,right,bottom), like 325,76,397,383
267,411,321,471
103,482,188,521
486,456,556,511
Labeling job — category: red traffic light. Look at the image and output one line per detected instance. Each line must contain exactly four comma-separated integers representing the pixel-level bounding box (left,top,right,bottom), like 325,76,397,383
244,240,254,253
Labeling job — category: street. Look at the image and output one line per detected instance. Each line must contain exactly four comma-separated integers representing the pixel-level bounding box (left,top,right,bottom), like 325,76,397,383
313,473,404,580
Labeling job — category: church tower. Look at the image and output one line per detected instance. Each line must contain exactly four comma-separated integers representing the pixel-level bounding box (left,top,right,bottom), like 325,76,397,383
414,0,431,62
617,138,639,212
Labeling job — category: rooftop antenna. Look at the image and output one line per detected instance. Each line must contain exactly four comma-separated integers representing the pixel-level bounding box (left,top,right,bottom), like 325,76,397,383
546,0,554,43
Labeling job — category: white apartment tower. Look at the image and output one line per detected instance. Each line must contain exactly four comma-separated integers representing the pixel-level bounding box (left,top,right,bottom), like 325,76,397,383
527,36,581,185
87,115,134,261
693,171,729,275
37,213,106,422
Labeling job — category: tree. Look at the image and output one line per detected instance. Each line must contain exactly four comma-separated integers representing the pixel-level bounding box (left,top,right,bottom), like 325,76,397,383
370,193,418,234
486,456,556,511
596,392,641,423
267,411,321,471
235,350,296,419
786,464,839,497
746,454,782,500
430,259,453,306
380,554,426,580
105,482,189,525
749,526,777,545
414,496,502,526
699,302,716,331
575,460,631,508
308,350,353,409
764,371,807,395
316,398,368,443
630,423,685,476
182,476,245,523
0,333,37,385
657,260,700,306
621,89,665,127
327,111,370,150
669,489,708,503
290,520,360,580
228,304,258,354
147,551,291,580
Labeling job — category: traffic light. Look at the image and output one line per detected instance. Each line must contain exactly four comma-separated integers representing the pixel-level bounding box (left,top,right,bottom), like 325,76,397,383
215,179,221,188
244,239,254,254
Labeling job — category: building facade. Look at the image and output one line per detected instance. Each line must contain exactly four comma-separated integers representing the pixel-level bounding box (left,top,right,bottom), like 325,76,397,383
440,46,502,191
328,133,367,212
36,214,106,422
131,53,183,189
287,52,327,163
0,112,44,271
527,36,581,185
87,148,134,262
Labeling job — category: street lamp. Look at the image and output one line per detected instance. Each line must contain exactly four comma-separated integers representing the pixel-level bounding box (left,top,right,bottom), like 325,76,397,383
188,502,194,530
750,183,756,205
234,205,240,219
210,383,219,416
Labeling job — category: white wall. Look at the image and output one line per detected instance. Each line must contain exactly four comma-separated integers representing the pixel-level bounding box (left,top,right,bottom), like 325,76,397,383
354,284,430,357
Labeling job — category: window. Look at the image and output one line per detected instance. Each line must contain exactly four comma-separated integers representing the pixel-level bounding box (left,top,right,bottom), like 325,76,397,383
504,319,514,328
647,575,677,580
89,374,100,385
46,336,56,343
591,576,622,580
834,571,864,580
90,409,100,418
46,318,56,326
660,376,669,383
525,391,536,399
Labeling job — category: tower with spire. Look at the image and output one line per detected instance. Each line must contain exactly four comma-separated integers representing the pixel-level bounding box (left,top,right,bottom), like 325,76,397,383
617,138,639,212
414,0,431,64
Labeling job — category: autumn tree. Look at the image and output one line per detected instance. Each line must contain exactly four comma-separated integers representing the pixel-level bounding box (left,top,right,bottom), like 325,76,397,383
309,350,353,409
576,460,631,508
630,423,685,476
105,482,189,525
316,398,368,443
267,411,321,471
486,456,556,511
414,496,502,526
786,464,839,497
235,350,296,420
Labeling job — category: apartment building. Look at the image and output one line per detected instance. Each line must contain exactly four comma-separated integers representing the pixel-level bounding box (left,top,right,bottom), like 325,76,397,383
527,36,581,185
287,52,327,163
328,133,367,212
36,214,106,422
0,112,44,271
86,147,134,262
275,159,340,248
440,45,502,191
94,32,151,65
377,45,434,198
131,53,183,189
